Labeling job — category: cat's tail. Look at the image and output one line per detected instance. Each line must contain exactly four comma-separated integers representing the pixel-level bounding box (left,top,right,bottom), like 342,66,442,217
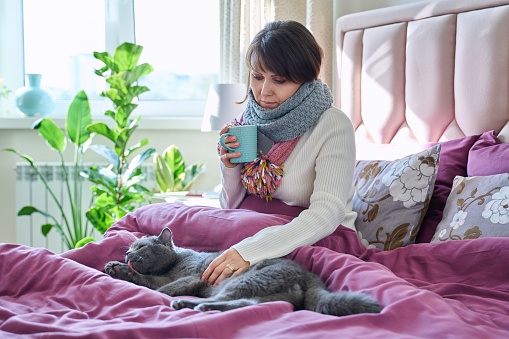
305,287,382,316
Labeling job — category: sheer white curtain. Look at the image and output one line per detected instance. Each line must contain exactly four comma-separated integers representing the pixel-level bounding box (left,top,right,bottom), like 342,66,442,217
220,0,334,88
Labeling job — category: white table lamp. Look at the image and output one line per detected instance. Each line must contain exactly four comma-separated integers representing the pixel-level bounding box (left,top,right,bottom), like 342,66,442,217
201,83,248,132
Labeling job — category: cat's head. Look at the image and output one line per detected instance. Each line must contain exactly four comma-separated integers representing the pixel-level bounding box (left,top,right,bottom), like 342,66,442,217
125,228,179,275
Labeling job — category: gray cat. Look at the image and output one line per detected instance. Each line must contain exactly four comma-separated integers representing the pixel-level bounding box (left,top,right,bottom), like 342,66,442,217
104,228,382,316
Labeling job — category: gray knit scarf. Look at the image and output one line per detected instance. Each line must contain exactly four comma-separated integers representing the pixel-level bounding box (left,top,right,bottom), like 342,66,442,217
242,79,333,142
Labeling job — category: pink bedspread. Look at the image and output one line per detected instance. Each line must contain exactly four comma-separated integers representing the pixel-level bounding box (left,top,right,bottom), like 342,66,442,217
1,202,509,338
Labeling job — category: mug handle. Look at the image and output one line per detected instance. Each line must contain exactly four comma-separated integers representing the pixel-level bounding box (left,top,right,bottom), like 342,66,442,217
219,133,235,151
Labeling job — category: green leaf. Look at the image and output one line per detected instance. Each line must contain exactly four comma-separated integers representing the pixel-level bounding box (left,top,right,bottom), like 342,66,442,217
17,205,52,218
115,127,137,152
88,145,120,168
67,90,92,146
106,73,128,95
131,183,153,194
127,85,151,101
128,115,141,129
93,51,116,74
126,137,149,155
182,163,206,190
104,109,116,120
114,42,143,71
122,71,137,88
86,207,114,234
104,87,122,103
111,205,130,220
163,145,185,178
153,154,172,192
94,192,117,208
123,148,155,180
2,148,36,167
84,166,117,193
123,105,138,119
123,172,144,189
86,122,117,143
118,191,146,205
32,118,66,152
74,236,96,248
41,223,53,236
115,106,128,128
131,63,154,81
90,185,108,195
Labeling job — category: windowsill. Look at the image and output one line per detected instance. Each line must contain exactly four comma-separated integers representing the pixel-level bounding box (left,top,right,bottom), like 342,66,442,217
0,116,203,130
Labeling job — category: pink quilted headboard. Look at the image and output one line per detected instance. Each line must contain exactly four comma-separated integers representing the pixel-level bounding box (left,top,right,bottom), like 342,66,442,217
334,0,509,155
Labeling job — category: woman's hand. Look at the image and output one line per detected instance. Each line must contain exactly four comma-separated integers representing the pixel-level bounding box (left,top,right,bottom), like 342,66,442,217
201,248,249,285
218,126,241,168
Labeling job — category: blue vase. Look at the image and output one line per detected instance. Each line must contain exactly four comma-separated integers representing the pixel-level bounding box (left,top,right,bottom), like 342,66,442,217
15,74,56,117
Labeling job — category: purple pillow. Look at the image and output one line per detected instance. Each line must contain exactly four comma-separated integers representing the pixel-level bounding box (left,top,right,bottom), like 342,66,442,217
467,131,507,176
415,133,483,243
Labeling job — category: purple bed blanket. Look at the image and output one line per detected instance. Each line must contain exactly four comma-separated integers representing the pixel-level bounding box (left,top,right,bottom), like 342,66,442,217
1,202,509,338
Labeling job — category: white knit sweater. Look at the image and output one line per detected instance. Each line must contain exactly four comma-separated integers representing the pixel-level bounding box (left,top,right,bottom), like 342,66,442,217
220,107,358,264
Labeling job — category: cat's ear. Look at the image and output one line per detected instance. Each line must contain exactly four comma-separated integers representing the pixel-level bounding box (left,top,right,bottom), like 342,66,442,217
158,227,173,246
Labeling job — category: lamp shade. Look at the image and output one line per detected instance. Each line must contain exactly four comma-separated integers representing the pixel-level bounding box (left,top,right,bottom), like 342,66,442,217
201,83,248,132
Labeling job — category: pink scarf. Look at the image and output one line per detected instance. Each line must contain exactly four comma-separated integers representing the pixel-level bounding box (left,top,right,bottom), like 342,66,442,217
241,137,300,201
222,117,300,201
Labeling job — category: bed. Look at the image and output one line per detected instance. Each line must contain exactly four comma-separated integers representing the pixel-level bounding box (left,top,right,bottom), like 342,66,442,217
2,0,509,337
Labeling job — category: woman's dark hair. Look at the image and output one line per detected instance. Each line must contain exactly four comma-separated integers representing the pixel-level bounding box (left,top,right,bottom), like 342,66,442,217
246,20,323,83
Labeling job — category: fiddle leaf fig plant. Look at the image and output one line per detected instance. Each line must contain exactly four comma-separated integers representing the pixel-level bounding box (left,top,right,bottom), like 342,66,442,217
84,42,155,233
153,145,205,192
2,91,96,249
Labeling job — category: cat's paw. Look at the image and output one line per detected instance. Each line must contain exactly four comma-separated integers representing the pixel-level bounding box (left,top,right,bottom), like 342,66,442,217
104,261,133,280
171,299,199,310
104,261,122,276
195,303,217,312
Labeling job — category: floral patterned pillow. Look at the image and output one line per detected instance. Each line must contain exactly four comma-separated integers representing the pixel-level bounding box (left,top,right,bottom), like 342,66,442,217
353,144,441,250
432,173,509,243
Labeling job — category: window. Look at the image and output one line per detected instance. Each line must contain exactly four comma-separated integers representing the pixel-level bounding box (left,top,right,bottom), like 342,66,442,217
0,0,219,118
23,0,106,101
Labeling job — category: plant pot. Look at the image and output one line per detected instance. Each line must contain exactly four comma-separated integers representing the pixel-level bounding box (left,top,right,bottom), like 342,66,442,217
15,74,56,117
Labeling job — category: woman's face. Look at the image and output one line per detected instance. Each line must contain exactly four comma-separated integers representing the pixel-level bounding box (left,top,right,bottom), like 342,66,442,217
250,68,302,109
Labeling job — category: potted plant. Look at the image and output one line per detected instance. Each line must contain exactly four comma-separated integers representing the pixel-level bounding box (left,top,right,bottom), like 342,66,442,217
153,145,205,193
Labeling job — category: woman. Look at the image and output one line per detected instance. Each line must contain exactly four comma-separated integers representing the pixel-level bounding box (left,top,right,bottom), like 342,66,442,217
202,20,357,285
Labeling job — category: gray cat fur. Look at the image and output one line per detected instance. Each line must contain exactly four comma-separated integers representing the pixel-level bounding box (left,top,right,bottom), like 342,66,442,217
104,228,382,316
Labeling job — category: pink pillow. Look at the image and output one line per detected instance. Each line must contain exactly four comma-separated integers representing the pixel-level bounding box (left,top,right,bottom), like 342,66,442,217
415,133,483,243
467,131,508,176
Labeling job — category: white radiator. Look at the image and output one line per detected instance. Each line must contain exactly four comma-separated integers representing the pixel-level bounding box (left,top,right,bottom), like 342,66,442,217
15,163,156,253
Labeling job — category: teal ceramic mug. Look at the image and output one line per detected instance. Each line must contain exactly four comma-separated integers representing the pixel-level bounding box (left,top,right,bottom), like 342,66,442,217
219,125,258,163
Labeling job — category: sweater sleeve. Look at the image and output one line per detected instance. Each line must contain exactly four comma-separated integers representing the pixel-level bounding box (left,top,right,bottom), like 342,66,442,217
231,108,357,264
219,163,246,209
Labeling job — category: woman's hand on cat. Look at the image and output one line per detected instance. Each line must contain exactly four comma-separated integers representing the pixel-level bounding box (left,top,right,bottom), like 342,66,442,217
202,248,249,285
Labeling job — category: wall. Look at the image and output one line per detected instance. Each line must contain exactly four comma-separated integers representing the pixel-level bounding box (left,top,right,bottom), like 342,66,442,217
0,0,428,246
